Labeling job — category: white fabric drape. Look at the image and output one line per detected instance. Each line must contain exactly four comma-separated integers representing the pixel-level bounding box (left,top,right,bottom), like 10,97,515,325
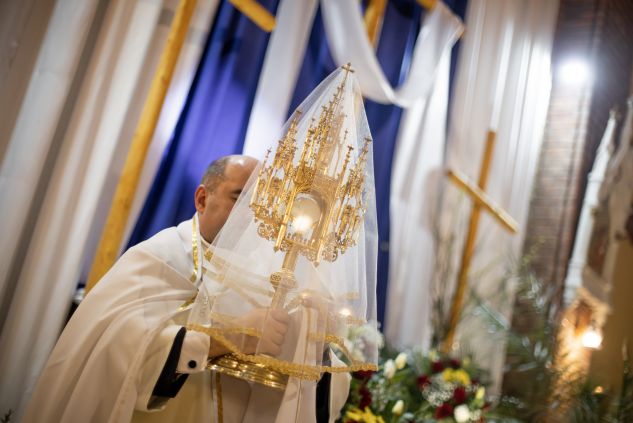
385,54,453,350
0,0,218,418
242,0,318,160
0,0,102,416
0,0,101,320
244,0,464,162
439,0,559,390
321,0,463,107
384,4,464,351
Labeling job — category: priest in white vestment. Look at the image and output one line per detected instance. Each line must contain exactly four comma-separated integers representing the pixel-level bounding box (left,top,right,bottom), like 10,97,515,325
24,65,379,423
23,156,349,423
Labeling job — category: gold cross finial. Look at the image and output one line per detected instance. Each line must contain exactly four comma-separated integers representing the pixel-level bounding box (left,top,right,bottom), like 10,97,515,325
342,63,355,73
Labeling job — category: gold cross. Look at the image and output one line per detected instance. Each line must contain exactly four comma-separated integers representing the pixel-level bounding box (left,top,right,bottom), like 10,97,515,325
342,63,355,74
441,130,519,352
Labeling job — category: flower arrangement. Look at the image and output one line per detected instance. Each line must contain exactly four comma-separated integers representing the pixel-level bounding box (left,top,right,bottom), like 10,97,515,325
342,349,490,422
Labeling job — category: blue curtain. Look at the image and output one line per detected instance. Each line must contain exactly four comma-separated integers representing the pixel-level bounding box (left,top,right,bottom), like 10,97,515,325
127,0,280,246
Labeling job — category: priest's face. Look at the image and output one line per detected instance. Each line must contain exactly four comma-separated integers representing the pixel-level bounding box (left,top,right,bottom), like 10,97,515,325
195,155,257,243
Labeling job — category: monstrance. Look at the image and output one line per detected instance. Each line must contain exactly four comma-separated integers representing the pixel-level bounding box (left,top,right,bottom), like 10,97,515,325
208,64,372,389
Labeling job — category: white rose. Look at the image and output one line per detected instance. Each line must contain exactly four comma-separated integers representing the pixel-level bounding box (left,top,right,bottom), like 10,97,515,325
454,404,471,422
395,352,407,369
383,359,396,379
391,399,404,415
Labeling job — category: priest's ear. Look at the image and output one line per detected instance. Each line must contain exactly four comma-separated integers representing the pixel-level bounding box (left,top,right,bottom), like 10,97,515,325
194,184,209,213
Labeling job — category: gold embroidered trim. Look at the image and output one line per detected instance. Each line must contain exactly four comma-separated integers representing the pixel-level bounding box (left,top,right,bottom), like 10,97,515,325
202,267,274,299
178,294,198,311
335,314,366,326
207,250,272,284
338,291,360,301
308,332,356,363
221,326,262,338
188,324,377,379
201,268,267,308
191,216,200,282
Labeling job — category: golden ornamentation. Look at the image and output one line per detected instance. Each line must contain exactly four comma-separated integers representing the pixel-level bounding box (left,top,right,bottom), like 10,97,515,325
191,214,200,282
210,64,374,389
191,324,377,378
250,66,370,267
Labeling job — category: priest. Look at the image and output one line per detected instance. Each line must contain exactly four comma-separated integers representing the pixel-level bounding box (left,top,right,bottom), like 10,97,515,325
23,155,347,422
24,64,379,423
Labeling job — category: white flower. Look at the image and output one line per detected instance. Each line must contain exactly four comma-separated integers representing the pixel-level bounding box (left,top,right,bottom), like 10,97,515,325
383,359,396,379
391,399,404,415
395,352,407,369
454,404,471,422
351,347,366,362
428,349,439,361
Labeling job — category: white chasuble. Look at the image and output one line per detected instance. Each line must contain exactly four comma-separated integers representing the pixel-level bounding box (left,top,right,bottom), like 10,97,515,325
23,218,348,422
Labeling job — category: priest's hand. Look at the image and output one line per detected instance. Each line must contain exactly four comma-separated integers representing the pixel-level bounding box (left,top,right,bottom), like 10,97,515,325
241,308,289,356
207,308,289,359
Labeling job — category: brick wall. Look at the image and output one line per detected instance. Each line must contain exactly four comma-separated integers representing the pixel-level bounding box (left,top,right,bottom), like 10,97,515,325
503,0,633,401
522,0,633,311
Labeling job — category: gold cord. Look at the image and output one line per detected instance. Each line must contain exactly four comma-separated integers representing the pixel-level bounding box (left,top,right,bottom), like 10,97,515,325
189,324,377,379
215,372,223,423
191,215,200,282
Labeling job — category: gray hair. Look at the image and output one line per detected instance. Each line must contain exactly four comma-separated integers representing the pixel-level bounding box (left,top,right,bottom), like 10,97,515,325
201,157,230,191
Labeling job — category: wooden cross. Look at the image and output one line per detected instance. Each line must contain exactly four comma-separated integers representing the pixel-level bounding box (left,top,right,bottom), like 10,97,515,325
441,130,519,352
229,0,276,32
364,0,438,46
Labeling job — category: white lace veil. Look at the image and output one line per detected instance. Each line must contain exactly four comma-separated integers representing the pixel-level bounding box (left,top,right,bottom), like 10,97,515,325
187,65,379,384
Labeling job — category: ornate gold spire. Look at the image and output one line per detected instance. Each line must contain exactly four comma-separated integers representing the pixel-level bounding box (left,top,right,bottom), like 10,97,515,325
250,64,370,264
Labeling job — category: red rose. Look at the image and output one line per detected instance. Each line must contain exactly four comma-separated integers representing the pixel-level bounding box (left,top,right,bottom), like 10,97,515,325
453,386,467,404
449,358,461,369
353,370,376,380
416,374,430,389
359,386,372,409
431,361,445,373
435,403,453,419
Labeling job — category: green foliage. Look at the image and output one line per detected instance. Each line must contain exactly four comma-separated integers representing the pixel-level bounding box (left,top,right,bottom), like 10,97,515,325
463,246,562,421
609,345,633,422
468,249,633,422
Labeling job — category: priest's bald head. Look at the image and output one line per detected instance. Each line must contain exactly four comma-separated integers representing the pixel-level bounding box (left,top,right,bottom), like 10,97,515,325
194,155,257,243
